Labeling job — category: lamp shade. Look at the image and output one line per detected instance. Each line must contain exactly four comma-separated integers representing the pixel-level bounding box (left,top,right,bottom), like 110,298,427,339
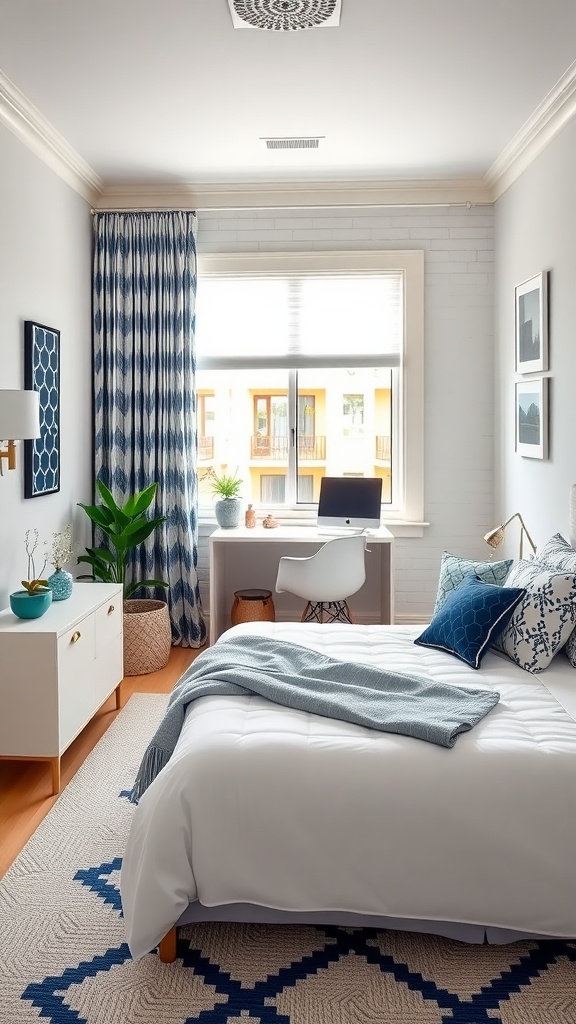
0,390,41,439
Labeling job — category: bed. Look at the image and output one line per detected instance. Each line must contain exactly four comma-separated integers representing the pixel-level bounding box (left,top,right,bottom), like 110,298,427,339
120,615,576,962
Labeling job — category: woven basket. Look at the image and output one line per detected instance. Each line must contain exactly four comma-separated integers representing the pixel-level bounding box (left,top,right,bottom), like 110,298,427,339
231,589,276,626
123,599,172,676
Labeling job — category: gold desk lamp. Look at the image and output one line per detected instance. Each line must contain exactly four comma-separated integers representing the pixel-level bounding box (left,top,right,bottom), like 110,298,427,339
484,512,536,561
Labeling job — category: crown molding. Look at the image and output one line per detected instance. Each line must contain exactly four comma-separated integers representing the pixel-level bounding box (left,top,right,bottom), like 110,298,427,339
485,60,576,200
94,178,492,210
0,69,102,204
3,58,576,210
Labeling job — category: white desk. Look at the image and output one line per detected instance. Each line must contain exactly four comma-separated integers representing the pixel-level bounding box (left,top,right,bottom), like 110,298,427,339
209,525,394,644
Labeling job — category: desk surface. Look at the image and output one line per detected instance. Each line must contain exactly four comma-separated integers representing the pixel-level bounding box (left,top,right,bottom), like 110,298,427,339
210,525,394,544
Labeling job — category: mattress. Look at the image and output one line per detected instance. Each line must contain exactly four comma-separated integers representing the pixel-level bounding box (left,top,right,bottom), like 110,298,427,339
120,622,576,959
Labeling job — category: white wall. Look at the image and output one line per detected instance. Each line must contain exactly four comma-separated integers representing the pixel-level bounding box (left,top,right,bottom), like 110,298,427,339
494,117,576,557
0,125,93,609
196,204,495,622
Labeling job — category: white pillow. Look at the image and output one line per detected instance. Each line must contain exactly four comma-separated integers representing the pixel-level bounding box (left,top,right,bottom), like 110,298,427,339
536,533,576,668
493,558,576,672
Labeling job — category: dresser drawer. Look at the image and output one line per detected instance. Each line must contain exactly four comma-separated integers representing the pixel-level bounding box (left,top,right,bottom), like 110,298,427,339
95,595,123,656
57,615,96,751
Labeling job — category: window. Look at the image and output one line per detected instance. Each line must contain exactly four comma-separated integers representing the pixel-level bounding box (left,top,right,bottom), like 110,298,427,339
195,251,423,522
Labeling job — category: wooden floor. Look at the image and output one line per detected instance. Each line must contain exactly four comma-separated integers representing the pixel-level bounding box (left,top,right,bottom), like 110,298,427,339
0,645,203,880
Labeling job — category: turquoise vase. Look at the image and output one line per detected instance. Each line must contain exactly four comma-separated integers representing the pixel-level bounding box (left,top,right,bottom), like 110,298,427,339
48,569,74,601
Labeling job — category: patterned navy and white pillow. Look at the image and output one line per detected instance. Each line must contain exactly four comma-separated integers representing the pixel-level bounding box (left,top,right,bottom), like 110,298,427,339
493,558,576,672
416,575,525,669
433,552,514,616
536,533,576,668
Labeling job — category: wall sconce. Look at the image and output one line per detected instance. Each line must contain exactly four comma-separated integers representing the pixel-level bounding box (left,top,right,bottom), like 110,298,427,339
484,512,537,561
0,390,41,476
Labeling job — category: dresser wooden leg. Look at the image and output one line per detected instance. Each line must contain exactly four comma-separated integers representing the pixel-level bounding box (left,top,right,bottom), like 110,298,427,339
114,684,122,710
158,927,177,963
50,757,61,795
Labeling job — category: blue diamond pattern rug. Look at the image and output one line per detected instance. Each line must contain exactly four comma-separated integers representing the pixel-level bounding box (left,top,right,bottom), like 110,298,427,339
1,694,575,1024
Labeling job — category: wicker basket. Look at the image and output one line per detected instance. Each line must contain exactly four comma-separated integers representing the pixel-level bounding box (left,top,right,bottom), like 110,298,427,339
123,599,172,676
231,589,276,626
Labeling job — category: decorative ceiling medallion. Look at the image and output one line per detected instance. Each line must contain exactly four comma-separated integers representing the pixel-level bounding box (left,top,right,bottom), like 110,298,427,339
228,1,341,32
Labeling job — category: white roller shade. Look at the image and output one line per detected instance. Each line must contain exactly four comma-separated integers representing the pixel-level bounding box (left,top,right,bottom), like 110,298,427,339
195,272,403,370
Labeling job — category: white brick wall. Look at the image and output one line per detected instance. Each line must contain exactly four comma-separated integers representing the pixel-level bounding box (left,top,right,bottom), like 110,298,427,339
196,204,495,624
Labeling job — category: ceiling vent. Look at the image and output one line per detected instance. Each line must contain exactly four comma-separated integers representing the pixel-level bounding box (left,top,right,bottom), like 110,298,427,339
228,1,341,32
262,137,323,150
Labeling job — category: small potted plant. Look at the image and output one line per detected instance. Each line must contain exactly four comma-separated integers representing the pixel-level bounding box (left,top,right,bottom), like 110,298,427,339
77,480,171,675
10,530,52,619
208,469,243,529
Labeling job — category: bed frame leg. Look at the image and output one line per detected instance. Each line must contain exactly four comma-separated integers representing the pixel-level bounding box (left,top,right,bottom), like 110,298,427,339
158,927,177,963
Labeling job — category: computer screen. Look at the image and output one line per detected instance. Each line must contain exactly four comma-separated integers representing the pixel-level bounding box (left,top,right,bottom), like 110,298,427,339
317,477,382,531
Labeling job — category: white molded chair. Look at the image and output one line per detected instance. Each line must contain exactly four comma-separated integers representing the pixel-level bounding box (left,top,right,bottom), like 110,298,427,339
275,534,368,624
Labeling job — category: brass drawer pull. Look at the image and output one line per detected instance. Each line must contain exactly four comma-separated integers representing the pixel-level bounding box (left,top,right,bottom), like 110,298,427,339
107,604,115,615
70,631,81,644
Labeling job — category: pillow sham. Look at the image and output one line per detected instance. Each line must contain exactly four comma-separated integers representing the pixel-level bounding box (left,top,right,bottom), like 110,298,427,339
433,551,514,616
536,533,576,668
415,575,525,669
493,557,576,672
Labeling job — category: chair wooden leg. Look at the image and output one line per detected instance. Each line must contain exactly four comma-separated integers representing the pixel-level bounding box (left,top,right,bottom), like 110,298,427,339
158,927,177,963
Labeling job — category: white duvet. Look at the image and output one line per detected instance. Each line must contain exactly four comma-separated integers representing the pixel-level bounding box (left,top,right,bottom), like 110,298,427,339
121,622,576,959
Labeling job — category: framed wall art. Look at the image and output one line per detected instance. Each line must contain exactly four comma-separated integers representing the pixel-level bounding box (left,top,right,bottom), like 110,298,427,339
515,377,548,460
515,271,548,373
24,320,61,498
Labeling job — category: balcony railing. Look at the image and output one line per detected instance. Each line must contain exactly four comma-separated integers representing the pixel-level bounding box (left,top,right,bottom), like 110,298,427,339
298,435,326,460
250,435,326,460
198,436,214,460
375,435,391,461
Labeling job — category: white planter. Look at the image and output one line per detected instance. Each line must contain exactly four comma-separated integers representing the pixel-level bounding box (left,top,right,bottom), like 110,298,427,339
215,497,242,529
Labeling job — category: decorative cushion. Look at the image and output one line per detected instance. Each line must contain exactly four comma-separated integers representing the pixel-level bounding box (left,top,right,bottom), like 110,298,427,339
433,552,514,616
493,558,576,672
415,575,525,669
536,533,576,668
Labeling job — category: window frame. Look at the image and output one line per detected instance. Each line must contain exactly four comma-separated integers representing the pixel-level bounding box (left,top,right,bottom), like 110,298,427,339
196,250,424,525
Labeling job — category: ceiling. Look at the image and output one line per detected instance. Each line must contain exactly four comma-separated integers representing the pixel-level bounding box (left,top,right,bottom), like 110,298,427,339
0,0,575,205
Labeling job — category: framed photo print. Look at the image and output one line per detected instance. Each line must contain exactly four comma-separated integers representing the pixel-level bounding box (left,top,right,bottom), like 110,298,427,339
24,320,61,498
515,271,548,373
515,377,548,460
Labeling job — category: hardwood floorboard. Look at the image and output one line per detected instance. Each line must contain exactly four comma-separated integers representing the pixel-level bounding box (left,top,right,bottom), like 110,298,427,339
0,645,202,880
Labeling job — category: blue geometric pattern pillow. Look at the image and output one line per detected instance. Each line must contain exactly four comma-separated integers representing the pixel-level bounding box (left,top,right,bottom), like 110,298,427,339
493,558,576,672
536,533,576,668
433,552,514,616
415,575,525,669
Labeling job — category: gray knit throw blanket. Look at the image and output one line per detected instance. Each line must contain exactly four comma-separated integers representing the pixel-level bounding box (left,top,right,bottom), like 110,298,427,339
130,635,500,802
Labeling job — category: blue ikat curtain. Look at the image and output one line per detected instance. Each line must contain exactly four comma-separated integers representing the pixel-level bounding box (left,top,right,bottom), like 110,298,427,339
92,211,206,647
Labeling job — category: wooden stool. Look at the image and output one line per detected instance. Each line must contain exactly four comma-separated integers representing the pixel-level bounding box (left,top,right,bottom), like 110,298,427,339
231,589,276,626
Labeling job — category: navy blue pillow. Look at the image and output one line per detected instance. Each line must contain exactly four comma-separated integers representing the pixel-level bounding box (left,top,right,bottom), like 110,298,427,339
415,575,526,669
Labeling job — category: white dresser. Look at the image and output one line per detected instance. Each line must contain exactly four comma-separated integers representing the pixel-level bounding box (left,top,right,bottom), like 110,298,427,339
0,582,123,794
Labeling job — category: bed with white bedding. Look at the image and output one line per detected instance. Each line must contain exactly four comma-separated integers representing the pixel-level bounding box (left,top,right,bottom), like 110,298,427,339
120,620,576,961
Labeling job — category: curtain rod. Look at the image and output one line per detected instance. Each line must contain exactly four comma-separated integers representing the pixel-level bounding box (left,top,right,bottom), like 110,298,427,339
91,201,486,214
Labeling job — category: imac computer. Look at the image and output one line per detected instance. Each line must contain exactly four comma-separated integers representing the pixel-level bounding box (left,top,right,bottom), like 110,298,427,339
317,477,383,533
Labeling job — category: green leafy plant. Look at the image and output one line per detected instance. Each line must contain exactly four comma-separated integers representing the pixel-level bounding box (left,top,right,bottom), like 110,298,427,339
208,469,243,500
76,480,169,599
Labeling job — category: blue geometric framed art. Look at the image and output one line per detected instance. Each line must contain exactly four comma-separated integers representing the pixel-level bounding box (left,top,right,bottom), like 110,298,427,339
24,320,60,498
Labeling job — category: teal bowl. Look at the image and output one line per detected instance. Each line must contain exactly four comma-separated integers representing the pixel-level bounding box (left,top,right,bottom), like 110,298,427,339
10,589,53,619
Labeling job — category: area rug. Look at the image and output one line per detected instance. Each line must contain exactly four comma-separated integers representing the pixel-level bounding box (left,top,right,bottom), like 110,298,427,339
1,694,575,1024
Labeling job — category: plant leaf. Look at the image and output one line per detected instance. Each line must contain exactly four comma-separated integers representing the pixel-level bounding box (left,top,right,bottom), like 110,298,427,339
77,502,116,531
123,483,158,518
125,578,169,598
